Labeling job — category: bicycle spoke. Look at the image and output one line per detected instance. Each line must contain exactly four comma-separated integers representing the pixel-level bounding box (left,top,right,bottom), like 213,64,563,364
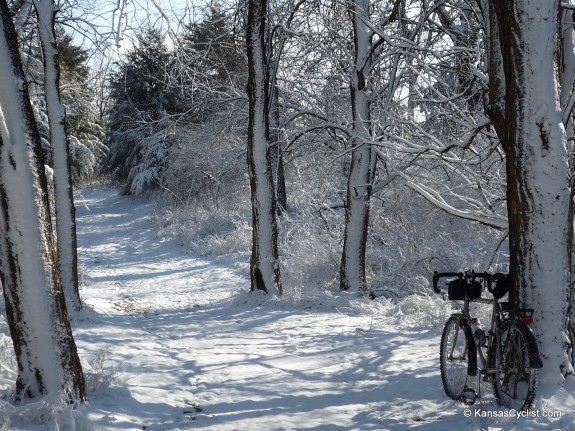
441,316,471,401
492,321,537,410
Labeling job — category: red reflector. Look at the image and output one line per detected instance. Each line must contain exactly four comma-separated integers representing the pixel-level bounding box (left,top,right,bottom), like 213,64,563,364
522,316,534,325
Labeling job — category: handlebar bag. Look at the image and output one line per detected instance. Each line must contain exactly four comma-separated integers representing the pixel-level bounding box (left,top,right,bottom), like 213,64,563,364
448,278,482,300
492,273,512,299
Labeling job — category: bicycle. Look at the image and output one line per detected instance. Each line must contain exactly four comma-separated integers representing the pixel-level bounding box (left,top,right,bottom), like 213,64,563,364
432,270,543,410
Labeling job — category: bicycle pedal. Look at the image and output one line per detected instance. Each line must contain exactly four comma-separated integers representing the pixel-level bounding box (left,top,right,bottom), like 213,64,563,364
460,387,477,405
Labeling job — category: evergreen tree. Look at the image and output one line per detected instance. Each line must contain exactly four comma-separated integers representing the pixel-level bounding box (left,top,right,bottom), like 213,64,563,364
176,1,247,125
105,28,176,191
105,11,247,195
57,31,107,184
182,1,246,91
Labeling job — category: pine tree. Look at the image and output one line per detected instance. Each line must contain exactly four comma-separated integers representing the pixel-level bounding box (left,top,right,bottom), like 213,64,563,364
182,1,246,91
106,28,175,192
58,32,107,183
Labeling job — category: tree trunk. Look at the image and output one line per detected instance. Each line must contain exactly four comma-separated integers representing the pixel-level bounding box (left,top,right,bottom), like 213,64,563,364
34,0,82,312
488,0,573,391
246,0,282,295
560,7,575,364
269,74,287,214
0,0,85,401
340,0,375,291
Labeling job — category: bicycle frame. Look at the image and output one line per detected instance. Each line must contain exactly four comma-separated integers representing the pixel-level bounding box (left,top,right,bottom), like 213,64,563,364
457,296,508,400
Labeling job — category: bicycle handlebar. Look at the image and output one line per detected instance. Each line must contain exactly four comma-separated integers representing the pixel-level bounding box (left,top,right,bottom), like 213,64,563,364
432,270,492,294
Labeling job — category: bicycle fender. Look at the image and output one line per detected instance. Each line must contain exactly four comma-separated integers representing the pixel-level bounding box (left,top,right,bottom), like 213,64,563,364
453,314,478,376
464,321,478,376
517,321,544,369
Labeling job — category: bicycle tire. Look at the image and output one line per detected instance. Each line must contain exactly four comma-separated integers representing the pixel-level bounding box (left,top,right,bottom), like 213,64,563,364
440,315,472,400
491,319,538,410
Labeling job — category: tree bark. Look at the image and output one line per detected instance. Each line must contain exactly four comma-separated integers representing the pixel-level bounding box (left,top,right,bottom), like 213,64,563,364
246,0,282,295
0,0,85,401
34,0,82,312
487,0,573,390
340,0,375,291
269,72,287,214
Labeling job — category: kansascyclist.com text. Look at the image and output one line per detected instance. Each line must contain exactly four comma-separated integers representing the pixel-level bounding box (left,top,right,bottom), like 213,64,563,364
463,408,564,419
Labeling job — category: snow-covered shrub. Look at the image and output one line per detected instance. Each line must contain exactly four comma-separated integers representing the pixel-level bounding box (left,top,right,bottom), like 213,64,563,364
389,293,454,329
155,200,251,261
68,135,109,185
159,123,248,203
83,349,121,392
0,331,16,394
152,120,507,300
276,139,507,297
0,394,94,431
153,121,252,262
275,146,347,292
365,181,507,298
0,312,16,396
279,208,343,292
128,121,174,195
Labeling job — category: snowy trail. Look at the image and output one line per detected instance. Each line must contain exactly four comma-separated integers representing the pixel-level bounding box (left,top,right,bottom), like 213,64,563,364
70,187,572,431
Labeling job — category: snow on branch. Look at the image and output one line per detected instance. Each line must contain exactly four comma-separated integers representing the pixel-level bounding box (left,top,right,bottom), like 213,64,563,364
404,178,508,230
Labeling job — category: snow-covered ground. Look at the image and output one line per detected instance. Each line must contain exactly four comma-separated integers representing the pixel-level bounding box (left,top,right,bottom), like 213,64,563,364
6,186,575,430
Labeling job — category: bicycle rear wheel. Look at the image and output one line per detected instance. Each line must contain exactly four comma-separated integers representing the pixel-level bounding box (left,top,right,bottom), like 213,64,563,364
440,315,472,400
491,320,538,410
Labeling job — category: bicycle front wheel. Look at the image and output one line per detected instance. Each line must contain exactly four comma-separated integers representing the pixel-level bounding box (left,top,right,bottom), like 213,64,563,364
440,315,471,400
491,320,538,410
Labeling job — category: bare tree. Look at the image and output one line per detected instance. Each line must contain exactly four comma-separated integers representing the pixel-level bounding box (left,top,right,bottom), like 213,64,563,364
268,29,287,214
339,0,376,291
267,0,309,214
34,0,82,311
246,0,282,295
560,3,575,363
487,0,574,390
0,0,85,400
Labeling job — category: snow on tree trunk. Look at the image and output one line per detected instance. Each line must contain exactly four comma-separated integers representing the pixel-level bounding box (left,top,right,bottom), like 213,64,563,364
340,0,375,292
246,0,282,295
560,9,575,355
488,0,574,392
0,1,85,401
33,0,82,312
